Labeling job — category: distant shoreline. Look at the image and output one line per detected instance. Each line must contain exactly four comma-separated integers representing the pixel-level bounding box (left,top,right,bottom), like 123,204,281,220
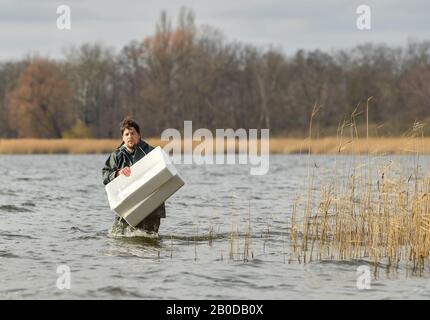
1,138,430,154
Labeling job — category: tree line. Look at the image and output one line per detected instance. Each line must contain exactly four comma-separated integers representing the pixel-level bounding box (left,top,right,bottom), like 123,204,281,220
1,8,430,139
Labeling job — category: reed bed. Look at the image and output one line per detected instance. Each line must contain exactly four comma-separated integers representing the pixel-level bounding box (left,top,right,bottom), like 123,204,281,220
2,137,430,154
290,105,430,276
290,164,430,275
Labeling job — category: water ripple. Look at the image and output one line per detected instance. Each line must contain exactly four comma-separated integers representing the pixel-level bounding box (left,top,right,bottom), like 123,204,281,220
91,286,143,298
0,232,38,240
0,205,32,213
0,250,21,258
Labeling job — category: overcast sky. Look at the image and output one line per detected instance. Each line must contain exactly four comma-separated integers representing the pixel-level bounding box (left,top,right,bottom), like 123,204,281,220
0,0,429,60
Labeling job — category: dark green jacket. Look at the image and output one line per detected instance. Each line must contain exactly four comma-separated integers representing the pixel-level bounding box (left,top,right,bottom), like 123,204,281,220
102,140,153,185
102,140,166,218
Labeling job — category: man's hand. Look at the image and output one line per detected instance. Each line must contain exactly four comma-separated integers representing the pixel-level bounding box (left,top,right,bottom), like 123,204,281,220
117,167,131,177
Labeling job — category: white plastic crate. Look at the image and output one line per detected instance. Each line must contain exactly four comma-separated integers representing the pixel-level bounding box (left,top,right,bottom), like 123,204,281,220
105,146,184,227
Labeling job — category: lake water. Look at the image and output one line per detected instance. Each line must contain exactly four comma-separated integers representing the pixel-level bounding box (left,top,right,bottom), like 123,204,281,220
1,154,430,299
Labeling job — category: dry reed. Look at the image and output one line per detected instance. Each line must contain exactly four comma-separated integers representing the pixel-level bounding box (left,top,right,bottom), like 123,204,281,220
290,101,430,276
2,137,430,154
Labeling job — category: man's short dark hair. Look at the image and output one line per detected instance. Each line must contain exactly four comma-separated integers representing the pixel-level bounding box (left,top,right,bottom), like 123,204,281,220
120,117,140,135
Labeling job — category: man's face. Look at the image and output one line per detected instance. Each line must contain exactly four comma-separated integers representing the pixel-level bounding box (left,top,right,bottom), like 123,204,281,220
122,127,140,149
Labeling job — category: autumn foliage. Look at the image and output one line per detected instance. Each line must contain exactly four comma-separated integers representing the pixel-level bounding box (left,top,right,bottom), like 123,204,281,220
7,58,71,138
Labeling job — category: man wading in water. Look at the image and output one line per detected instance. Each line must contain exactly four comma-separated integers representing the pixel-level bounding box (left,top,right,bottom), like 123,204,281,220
102,117,166,234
